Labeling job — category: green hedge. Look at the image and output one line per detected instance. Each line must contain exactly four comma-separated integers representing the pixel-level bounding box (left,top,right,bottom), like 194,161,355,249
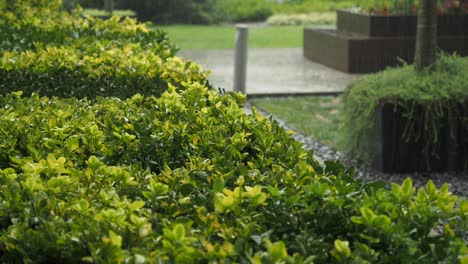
1,85,467,262
0,45,208,98
1,1,467,263
119,0,218,24
0,8,173,54
81,8,136,17
0,2,209,98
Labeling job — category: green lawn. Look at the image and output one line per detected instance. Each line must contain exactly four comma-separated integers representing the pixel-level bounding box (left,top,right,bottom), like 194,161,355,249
153,25,303,50
250,96,341,148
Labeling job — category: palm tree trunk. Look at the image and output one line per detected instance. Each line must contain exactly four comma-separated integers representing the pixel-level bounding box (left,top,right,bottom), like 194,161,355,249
414,0,438,71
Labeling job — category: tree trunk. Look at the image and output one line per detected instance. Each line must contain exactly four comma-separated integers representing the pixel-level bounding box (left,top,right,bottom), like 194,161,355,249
104,0,114,14
414,0,438,71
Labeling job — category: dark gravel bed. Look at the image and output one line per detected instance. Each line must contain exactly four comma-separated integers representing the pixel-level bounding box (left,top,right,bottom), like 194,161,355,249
246,102,468,198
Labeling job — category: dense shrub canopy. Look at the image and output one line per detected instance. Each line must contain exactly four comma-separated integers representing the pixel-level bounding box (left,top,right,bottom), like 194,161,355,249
70,0,275,24
0,1,209,98
214,0,273,22
1,86,468,263
0,1,467,263
69,0,220,24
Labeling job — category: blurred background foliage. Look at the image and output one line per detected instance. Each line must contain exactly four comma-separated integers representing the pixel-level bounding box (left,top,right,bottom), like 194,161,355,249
62,0,353,24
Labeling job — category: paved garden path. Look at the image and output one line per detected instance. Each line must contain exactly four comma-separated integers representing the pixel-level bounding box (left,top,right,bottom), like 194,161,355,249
179,48,361,96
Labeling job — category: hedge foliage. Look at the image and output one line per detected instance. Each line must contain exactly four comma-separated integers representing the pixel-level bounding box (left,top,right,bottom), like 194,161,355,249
119,0,219,24
214,0,273,22
339,53,468,164
77,0,355,24
1,1,467,263
1,86,468,263
0,1,209,98
71,0,272,24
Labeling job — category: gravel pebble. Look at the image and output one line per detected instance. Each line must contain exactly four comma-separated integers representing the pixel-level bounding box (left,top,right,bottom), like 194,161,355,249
245,102,468,198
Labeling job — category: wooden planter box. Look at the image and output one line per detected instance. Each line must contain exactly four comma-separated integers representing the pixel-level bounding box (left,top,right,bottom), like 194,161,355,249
337,9,468,37
304,9,468,73
304,29,468,73
372,102,468,173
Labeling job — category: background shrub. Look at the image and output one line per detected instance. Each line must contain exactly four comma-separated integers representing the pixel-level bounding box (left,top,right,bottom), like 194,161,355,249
118,0,273,24
0,6,175,55
64,0,358,24
266,12,336,26
69,0,270,24
0,46,208,98
115,0,218,24
81,8,136,17
3,0,63,10
215,0,273,22
0,1,209,98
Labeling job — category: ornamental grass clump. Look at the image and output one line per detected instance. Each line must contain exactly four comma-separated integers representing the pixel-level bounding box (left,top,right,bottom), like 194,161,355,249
339,53,468,165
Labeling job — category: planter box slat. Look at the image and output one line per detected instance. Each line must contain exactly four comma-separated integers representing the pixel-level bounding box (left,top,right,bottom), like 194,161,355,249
372,103,468,173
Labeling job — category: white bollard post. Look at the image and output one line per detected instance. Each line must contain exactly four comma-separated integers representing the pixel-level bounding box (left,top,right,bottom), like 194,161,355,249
234,24,249,93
